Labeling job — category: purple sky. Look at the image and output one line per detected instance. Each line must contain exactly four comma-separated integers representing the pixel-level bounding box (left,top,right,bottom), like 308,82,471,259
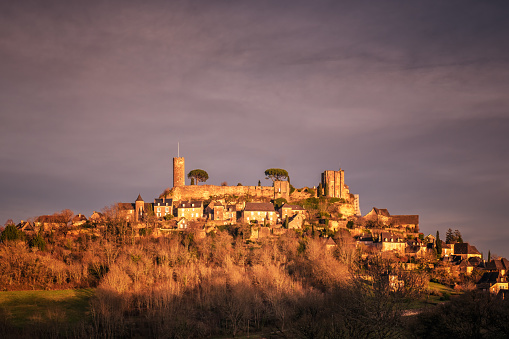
1,0,508,257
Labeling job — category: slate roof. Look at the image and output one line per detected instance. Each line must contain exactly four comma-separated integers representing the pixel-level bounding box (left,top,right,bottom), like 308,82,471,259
36,215,67,223
478,271,502,285
391,215,419,225
136,194,144,202
72,214,87,222
379,232,405,242
117,203,135,210
244,202,275,212
454,243,481,255
178,201,203,208
486,258,509,271
373,208,391,217
154,198,172,205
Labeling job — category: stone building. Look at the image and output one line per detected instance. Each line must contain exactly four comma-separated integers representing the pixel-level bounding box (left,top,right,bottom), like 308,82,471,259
279,204,305,220
243,202,277,226
363,207,419,232
154,198,173,218
321,169,349,199
177,200,203,221
274,180,290,200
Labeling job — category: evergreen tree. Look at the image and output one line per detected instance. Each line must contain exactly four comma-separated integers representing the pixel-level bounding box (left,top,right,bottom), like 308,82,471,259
436,230,442,258
488,250,491,262
318,183,322,197
446,228,454,243
454,229,463,243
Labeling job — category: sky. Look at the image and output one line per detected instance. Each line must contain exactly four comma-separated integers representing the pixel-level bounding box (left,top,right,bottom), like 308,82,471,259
1,0,508,256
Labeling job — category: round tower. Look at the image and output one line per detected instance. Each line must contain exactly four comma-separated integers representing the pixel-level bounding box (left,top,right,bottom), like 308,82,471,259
135,194,144,222
173,157,185,187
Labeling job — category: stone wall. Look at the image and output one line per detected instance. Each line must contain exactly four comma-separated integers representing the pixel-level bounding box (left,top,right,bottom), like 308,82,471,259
167,185,276,202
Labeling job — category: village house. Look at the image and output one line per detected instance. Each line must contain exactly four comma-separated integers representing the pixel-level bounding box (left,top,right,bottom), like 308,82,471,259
89,211,104,223
278,204,305,221
177,200,204,221
375,232,407,253
243,202,277,226
452,242,482,260
16,220,36,234
34,215,67,231
153,198,173,218
72,214,87,227
363,207,419,232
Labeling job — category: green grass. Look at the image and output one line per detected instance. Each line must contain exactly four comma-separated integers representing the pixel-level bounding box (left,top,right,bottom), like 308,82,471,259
0,288,94,328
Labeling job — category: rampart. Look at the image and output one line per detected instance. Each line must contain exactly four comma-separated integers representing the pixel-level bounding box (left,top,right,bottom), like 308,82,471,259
167,185,277,202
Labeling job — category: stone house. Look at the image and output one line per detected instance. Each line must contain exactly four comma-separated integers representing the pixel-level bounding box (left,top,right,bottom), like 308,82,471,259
177,200,204,221
376,232,407,253
34,215,67,231
72,214,87,227
16,221,36,234
478,272,508,294
453,243,482,259
153,198,173,218
279,204,305,221
89,211,104,223
243,202,277,226
405,238,427,257
363,207,419,231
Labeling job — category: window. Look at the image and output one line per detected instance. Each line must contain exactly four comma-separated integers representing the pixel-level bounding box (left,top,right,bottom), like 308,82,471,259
157,208,160,212
166,207,169,212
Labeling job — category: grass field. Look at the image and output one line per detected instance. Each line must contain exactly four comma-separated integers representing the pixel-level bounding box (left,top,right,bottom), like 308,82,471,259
0,289,94,328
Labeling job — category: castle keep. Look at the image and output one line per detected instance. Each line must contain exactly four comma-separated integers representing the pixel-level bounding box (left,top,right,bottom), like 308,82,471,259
173,157,185,187
322,169,348,199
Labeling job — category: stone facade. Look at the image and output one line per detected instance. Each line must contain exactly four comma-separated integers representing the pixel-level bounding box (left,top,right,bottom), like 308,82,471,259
154,198,173,218
321,170,350,200
243,202,277,226
173,157,185,187
177,200,203,221
168,184,276,202
274,180,290,200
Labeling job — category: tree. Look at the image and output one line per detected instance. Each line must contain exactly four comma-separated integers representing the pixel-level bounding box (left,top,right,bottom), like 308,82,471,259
488,250,491,262
317,183,322,197
436,231,442,258
1,224,24,242
264,168,289,183
446,228,454,243
258,180,261,186
454,229,463,243
188,169,208,185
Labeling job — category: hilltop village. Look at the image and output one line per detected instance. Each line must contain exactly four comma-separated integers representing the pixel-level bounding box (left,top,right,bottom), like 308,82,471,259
4,155,509,337
7,155,507,295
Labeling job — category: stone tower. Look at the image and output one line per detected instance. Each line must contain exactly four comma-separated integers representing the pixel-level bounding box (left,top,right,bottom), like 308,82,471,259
135,194,144,222
274,180,290,200
321,169,349,199
173,157,185,187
